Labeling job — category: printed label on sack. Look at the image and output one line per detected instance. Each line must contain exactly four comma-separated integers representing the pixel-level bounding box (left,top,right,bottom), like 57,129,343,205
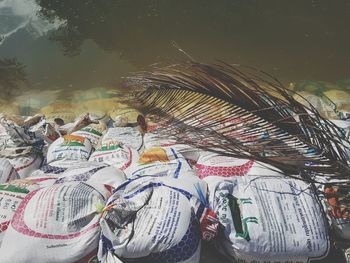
12,183,101,238
73,128,102,146
196,157,254,178
131,161,183,178
49,135,91,162
90,141,133,170
0,183,29,234
102,127,142,149
121,188,194,257
215,177,329,263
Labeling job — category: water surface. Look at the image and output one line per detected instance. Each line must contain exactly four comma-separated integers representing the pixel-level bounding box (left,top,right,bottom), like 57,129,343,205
0,0,349,112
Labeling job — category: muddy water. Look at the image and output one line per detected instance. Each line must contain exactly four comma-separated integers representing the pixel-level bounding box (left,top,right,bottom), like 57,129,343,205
0,0,350,109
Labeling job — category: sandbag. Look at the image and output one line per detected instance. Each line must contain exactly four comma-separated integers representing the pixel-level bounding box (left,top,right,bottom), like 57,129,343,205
144,132,200,163
127,147,194,179
102,127,143,150
28,118,60,144
0,123,10,151
0,177,56,246
0,117,34,147
323,89,350,114
72,124,105,148
212,176,329,263
109,107,142,125
9,153,42,179
31,159,84,178
46,135,92,164
291,80,350,120
98,176,208,263
75,111,110,124
89,139,138,172
55,161,126,189
0,158,19,183
0,182,109,263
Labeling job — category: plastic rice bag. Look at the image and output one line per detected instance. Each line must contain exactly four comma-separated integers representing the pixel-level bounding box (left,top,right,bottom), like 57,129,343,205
0,182,109,263
31,159,83,178
0,158,20,183
211,176,329,263
0,177,56,246
46,135,93,164
89,139,138,172
109,108,142,125
55,161,126,189
9,153,42,179
102,127,143,150
75,111,110,125
98,176,208,263
144,132,200,163
72,124,105,148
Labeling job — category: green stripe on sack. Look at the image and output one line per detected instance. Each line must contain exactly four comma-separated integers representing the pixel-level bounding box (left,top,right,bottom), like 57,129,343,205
81,127,103,136
0,184,30,194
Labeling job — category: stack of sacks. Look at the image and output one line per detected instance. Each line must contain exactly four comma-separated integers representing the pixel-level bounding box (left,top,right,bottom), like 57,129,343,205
89,139,139,172
126,147,195,179
0,176,56,246
0,181,110,263
211,176,329,263
98,175,210,263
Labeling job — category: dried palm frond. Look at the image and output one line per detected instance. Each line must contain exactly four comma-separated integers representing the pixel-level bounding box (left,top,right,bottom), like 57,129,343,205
126,61,350,186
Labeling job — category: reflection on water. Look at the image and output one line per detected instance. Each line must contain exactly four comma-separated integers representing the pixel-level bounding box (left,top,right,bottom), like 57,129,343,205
0,0,349,114
0,58,27,99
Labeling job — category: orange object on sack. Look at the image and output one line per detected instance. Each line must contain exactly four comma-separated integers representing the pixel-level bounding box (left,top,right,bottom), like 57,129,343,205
139,147,170,164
